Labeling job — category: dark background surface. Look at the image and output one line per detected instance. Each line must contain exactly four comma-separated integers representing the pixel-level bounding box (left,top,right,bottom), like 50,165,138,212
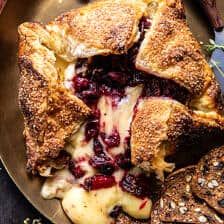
0,160,51,224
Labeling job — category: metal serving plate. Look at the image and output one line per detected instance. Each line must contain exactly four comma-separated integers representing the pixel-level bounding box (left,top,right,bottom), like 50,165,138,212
0,0,224,223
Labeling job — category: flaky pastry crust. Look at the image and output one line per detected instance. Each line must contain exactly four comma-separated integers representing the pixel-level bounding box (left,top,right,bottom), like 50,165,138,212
131,97,224,180
18,23,91,175
136,0,223,114
18,0,224,178
44,0,148,61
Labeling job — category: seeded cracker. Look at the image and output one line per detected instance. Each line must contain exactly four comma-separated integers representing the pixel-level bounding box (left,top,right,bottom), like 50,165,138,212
151,166,223,224
192,146,224,215
116,213,148,224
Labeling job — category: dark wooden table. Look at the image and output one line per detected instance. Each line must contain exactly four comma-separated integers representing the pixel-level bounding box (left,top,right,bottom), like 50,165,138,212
0,160,51,224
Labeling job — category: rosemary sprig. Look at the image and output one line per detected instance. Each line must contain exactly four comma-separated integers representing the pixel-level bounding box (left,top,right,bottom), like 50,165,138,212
204,39,224,54
210,59,224,78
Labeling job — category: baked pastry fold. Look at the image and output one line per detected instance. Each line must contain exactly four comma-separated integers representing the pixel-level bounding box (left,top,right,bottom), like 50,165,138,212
18,23,91,175
136,0,224,115
131,97,224,180
18,0,224,177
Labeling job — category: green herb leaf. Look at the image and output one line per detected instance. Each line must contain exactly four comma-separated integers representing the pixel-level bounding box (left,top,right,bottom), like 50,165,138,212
210,59,224,78
204,39,224,54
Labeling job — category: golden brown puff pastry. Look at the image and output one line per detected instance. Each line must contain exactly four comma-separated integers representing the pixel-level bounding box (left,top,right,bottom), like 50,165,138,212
131,97,224,180
44,0,149,61
18,23,91,175
18,0,224,178
136,0,224,115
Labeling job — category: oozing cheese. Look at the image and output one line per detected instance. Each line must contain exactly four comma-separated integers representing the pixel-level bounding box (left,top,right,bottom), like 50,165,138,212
67,125,96,183
63,62,75,90
41,169,75,199
41,64,151,224
98,86,142,156
62,186,151,224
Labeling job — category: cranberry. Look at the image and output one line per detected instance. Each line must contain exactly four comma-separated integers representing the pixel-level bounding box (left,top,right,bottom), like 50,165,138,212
109,206,122,218
100,129,120,148
129,72,145,86
90,108,100,119
81,82,99,99
139,200,148,210
139,16,151,32
89,152,115,175
142,77,189,104
83,174,116,191
107,71,127,85
93,138,104,155
115,153,132,170
85,119,99,142
73,77,89,91
69,161,86,179
120,173,150,198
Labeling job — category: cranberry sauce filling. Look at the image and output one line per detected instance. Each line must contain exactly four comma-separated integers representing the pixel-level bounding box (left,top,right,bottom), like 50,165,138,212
69,160,86,179
83,174,116,191
100,129,120,148
120,173,151,199
89,151,115,176
68,16,189,193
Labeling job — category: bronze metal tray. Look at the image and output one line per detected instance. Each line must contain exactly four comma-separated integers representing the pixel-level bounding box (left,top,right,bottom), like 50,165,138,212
0,0,224,223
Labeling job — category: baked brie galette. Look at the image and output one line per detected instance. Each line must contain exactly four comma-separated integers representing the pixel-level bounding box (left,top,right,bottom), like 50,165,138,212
18,0,224,223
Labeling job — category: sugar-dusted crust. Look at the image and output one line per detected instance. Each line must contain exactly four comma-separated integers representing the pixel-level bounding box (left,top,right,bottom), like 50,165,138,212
18,0,224,178
131,97,224,180
136,0,223,114
44,0,148,61
151,166,223,224
192,146,224,215
18,23,91,175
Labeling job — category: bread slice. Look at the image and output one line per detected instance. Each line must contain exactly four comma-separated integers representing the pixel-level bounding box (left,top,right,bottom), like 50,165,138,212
18,23,91,175
150,166,223,224
192,146,224,215
131,98,224,180
116,213,148,224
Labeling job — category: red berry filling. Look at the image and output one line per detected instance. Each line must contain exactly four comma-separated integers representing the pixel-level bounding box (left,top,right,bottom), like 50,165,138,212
83,174,116,191
69,16,189,200
89,152,115,175
115,153,132,170
85,119,99,142
69,161,86,179
120,173,151,199
93,138,104,154
73,76,89,91
100,129,120,148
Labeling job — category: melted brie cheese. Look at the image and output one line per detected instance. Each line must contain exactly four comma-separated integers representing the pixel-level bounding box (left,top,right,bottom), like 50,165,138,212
41,169,75,199
67,125,96,183
63,62,75,90
62,186,151,224
98,86,142,155
41,69,151,223
62,186,119,224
